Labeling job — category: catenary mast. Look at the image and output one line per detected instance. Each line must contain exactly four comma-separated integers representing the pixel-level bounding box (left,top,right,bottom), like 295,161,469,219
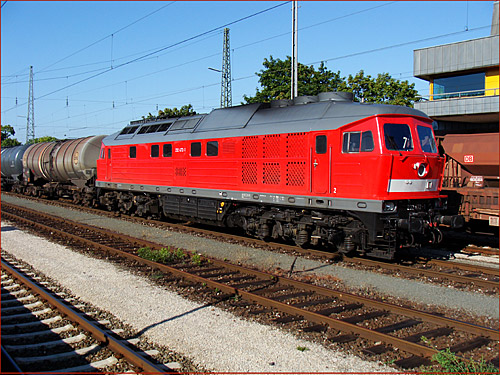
221,28,232,108
291,1,298,99
26,66,35,144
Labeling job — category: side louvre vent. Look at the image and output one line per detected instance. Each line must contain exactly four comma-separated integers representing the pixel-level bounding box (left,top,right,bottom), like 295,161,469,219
263,162,280,185
263,134,280,158
286,162,306,186
242,136,258,158
175,167,187,177
223,142,236,155
286,132,307,157
242,162,258,184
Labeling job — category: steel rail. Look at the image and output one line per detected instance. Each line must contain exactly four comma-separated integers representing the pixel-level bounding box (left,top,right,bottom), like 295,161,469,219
3,204,498,342
1,258,169,374
347,257,499,290
3,204,498,346
5,192,497,277
427,258,499,277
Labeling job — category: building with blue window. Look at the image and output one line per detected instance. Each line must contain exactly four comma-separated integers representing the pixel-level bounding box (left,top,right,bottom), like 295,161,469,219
413,1,499,135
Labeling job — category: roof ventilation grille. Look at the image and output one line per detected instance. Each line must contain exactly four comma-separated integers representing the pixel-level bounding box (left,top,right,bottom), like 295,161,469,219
270,99,294,108
318,91,354,102
293,95,319,105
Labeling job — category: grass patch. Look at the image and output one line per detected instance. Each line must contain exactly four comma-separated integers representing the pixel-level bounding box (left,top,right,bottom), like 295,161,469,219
137,246,186,264
191,253,203,266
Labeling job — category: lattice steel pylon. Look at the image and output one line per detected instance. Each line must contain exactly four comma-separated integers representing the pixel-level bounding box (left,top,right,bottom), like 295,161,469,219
221,28,232,108
26,66,35,144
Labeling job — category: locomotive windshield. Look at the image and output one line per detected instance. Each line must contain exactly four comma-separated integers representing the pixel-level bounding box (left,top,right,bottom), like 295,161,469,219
384,123,413,151
417,125,437,153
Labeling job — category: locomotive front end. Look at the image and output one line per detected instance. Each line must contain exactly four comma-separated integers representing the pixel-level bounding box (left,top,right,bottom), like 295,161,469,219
380,118,464,251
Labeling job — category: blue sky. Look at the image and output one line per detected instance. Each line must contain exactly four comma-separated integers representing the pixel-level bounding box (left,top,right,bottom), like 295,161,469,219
1,1,495,142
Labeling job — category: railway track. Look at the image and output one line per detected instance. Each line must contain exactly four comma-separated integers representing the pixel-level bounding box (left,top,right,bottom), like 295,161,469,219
2,202,498,370
0,255,175,373
3,193,499,293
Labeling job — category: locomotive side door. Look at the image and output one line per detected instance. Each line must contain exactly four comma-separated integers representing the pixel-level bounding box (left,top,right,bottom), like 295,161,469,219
311,134,329,194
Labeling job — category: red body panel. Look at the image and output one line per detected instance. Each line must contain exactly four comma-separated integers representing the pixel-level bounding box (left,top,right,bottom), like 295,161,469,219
97,115,443,202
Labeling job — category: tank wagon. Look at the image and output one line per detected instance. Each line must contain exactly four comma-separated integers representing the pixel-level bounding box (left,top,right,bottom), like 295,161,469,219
96,92,463,259
1,144,30,190
440,132,499,230
9,135,105,205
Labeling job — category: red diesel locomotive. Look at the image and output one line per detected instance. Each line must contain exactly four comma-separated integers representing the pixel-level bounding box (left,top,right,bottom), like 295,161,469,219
95,92,462,259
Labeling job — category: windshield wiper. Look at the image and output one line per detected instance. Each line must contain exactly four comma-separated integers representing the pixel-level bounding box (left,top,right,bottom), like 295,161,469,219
386,136,403,156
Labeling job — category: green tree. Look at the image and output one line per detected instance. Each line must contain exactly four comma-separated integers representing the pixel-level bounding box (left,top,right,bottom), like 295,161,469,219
243,56,420,107
144,104,197,120
343,70,420,107
1,125,22,147
28,136,59,144
244,56,343,104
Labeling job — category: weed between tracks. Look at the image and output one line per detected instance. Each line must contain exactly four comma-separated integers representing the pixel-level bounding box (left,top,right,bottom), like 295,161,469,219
137,246,185,263
137,246,204,266
421,337,498,374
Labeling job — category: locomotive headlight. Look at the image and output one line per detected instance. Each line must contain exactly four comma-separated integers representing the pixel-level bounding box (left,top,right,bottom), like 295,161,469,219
413,162,429,178
383,201,397,212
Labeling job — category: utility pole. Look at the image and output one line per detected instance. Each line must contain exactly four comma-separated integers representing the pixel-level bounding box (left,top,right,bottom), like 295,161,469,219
221,28,232,108
291,0,298,99
26,66,35,144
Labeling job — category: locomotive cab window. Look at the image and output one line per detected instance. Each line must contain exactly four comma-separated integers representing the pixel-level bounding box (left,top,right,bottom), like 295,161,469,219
163,144,172,157
343,131,374,153
100,148,105,159
361,131,374,152
129,146,137,158
315,135,327,154
207,141,218,156
108,149,111,159
417,125,437,153
384,123,413,151
151,144,159,158
191,142,202,157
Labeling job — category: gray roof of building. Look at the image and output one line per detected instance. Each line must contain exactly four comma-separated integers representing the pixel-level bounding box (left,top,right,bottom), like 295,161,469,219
102,96,429,146
414,35,499,80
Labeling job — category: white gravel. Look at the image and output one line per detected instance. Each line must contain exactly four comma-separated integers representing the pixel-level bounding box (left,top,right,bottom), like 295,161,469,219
1,221,395,373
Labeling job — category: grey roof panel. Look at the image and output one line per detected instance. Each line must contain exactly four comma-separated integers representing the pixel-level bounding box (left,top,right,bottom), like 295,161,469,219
102,96,429,146
194,103,261,132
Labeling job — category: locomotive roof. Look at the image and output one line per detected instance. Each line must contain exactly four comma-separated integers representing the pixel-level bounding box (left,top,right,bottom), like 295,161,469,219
103,95,429,146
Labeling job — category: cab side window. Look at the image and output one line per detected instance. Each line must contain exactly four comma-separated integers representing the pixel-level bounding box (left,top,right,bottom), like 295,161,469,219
361,131,374,152
207,141,218,157
163,144,172,157
191,142,202,157
343,131,374,153
151,145,159,158
129,146,137,158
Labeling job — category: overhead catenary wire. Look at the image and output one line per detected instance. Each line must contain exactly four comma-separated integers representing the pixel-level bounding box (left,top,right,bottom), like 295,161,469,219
3,2,492,141
37,2,176,74
28,23,489,133
1,1,290,115
2,1,393,84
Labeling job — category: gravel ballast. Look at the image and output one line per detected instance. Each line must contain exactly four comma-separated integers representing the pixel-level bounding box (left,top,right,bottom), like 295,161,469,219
1,223,396,373
2,193,498,318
